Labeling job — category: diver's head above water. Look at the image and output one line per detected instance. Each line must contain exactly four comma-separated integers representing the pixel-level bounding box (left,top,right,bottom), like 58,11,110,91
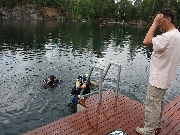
48,75,55,84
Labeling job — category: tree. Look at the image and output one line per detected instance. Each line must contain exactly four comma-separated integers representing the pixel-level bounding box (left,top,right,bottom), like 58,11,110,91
0,0,179,24
115,0,134,22
101,0,115,18
141,0,179,24
134,0,142,20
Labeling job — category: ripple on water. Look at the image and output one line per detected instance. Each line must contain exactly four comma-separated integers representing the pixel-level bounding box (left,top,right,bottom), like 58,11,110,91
0,21,179,135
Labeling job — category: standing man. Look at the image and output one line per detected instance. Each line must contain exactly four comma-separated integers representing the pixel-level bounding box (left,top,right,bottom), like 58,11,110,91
136,8,180,135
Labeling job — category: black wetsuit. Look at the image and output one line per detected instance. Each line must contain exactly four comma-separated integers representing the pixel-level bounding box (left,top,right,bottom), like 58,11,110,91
43,78,61,89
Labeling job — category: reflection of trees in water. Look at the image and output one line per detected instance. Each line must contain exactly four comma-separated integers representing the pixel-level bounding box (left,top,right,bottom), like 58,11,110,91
58,22,153,60
113,25,155,61
0,20,155,61
0,20,62,52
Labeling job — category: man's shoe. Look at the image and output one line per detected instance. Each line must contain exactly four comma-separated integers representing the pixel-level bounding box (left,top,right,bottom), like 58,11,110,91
157,122,162,129
136,127,155,135
136,127,145,134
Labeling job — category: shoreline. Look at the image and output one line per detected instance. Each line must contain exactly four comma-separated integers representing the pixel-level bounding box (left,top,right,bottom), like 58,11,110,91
0,6,146,26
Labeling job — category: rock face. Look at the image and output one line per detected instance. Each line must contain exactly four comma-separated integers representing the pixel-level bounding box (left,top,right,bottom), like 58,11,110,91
0,6,63,20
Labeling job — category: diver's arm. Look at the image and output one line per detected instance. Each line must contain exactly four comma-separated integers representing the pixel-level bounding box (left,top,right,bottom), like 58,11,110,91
81,84,86,88
90,80,99,87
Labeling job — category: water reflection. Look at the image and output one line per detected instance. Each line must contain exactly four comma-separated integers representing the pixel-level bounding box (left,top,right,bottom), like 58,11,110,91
0,20,152,60
0,20,179,135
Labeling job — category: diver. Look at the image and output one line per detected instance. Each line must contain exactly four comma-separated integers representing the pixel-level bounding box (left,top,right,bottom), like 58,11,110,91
43,75,61,89
71,74,99,104
71,74,99,95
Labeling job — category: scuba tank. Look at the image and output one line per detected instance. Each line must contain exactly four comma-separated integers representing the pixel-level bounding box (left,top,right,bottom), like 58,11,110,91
71,75,83,95
71,74,91,95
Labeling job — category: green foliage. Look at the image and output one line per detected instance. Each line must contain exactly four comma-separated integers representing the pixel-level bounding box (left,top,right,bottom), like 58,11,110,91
0,0,180,24
141,0,179,24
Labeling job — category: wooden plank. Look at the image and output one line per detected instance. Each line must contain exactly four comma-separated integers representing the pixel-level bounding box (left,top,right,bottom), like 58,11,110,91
167,122,180,135
164,101,180,119
159,119,179,135
164,95,180,114
22,90,180,135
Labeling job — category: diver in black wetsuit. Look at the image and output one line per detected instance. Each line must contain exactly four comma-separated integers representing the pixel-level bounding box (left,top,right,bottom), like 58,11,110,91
71,74,99,95
43,75,61,88
71,74,99,104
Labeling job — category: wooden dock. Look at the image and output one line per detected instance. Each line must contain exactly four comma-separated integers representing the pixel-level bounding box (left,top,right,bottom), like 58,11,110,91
23,90,180,135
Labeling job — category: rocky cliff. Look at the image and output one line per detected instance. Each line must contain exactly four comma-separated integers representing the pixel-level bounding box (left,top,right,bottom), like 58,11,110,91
0,5,63,20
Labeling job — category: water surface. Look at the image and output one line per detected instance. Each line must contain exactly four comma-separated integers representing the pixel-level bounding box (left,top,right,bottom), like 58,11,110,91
0,20,179,135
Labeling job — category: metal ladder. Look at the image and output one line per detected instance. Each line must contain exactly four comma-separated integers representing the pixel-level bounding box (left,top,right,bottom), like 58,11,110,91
80,62,121,103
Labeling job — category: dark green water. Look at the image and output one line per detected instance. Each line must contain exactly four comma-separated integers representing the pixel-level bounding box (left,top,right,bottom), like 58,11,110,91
0,20,179,135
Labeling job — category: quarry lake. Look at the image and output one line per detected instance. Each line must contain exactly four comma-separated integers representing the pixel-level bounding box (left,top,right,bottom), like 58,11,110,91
0,20,179,135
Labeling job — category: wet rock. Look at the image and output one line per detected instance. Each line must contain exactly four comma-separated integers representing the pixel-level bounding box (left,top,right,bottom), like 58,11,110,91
0,6,64,20
30,14,37,19
2,10,10,19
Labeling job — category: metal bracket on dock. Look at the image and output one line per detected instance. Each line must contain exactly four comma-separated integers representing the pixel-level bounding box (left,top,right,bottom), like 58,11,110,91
100,62,121,102
98,68,103,103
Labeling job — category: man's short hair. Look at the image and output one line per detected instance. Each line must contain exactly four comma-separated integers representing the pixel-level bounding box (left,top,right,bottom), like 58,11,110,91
158,8,175,25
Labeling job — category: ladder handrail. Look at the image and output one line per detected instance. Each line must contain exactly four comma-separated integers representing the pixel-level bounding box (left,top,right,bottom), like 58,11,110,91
80,62,121,103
